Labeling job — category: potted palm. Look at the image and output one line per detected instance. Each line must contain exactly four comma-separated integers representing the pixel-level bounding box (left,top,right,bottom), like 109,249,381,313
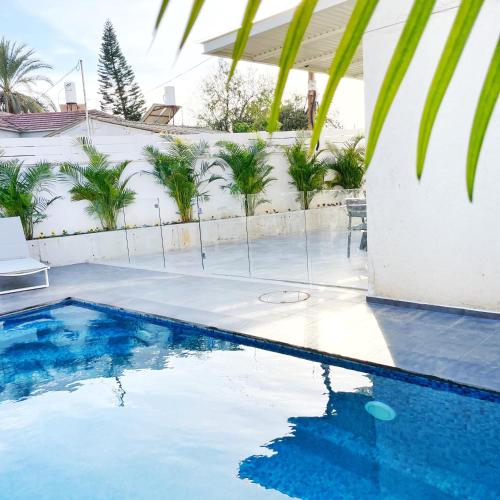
326,135,366,190
282,137,327,209
215,138,275,216
0,156,59,239
143,138,221,223
60,139,136,231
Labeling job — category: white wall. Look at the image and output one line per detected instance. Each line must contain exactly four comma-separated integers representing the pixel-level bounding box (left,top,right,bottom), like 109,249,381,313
365,0,500,311
0,129,360,238
52,118,156,137
0,118,159,139
0,129,19,138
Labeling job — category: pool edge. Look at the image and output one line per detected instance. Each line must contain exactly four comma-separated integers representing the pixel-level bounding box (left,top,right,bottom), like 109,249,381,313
2,296,500,401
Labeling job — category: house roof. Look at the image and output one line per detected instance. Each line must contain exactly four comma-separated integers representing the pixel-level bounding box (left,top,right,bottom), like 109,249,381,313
0,110,215,135
203,0,362,78
0,112,20,132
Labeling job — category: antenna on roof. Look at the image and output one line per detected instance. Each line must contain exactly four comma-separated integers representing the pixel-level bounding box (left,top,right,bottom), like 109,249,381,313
78,59,91,138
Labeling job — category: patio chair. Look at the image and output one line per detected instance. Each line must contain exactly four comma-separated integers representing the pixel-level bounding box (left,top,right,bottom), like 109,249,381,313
345,198,367,258
0,217,49,295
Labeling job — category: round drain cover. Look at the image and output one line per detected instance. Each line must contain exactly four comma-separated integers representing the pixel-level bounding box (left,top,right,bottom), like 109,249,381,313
259,290,310,304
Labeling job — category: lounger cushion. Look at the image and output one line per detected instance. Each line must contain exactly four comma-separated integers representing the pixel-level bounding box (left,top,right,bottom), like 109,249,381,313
0,218,30,260
0,258,49,276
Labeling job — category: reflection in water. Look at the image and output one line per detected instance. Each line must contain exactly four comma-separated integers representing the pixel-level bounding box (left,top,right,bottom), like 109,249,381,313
114,377,126,407
239,364,500,499
0,303,499,499
0,305,240,405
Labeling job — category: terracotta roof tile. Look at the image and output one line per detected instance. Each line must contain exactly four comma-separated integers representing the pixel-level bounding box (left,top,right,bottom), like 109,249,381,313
0,110,218,135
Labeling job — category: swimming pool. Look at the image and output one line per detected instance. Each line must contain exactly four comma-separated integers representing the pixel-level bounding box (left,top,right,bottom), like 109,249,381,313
0,299,499,499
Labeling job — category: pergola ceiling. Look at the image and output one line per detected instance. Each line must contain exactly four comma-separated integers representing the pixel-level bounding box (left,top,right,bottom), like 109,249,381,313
203,0,362,78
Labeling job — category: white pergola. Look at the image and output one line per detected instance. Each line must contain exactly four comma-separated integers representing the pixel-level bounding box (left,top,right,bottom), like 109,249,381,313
202,0,362,79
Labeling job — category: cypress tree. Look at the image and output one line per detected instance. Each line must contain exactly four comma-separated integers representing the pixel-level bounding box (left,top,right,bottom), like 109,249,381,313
97,20,146,121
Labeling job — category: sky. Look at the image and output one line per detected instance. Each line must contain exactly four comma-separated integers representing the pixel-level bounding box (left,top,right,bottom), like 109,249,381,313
1,0,365,129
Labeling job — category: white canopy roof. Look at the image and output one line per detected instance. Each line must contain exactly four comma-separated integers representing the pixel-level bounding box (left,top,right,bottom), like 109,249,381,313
203,0,362,78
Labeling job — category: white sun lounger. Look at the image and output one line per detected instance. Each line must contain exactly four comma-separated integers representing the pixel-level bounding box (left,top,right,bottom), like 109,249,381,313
0,217,49,295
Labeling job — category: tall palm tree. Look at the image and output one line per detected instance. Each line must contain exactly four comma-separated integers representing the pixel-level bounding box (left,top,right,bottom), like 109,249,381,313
154,0,498,200
0,38,54,113
143,138,221,223
215,138,275,216
282,137,327,209
326,135,366,190
60,140,136,231
0,155,59,239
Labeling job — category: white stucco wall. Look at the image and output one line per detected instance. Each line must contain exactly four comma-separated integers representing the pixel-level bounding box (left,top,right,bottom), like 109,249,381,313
52,118,156,137
364,0,500,311
0,129,359,238
0,129,19,138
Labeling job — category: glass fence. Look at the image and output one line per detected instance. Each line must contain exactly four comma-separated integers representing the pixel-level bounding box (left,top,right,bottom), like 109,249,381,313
98,189,368,290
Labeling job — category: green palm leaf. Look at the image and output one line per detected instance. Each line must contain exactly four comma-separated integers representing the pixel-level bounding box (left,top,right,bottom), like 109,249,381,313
417,0,484,179
154,0,171,31
365,0,436,167
268,0,319,131
229,0,262,80
180,0,205,50
309,0,379,154
466,38,500,201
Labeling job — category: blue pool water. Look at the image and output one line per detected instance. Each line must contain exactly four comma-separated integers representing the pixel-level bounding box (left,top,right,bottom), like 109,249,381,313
0,301,499,499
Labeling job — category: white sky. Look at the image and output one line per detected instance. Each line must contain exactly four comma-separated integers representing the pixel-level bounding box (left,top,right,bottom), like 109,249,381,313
4,0,365,129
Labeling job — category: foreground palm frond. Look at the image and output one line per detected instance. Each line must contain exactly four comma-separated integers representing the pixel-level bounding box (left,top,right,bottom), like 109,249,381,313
214,138,275,215
282,136,327,209
144,138,221,222
0,155,59,239
154,0,497,200
416,0,485,180
364,0,436,167
60,140,136,230
466,38,500,201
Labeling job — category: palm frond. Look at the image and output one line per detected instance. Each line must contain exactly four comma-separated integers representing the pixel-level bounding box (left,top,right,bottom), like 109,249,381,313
60,142,136,230
268,0,318,131
365,0,436,167
229,0,262,80
0,156,57,238
214,138,274,215
143,139,218,222
180,0,205,50
466,38,500,201
417,0,484,179
310,0,378,153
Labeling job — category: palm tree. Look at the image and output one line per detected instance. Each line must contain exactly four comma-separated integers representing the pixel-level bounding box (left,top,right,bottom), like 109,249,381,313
0,38,54,113
60,140,136,231
143,138,221,223
326,135,366,190
154,1,497,200
0,155,59,239
282,137,327,209
215,138,275,216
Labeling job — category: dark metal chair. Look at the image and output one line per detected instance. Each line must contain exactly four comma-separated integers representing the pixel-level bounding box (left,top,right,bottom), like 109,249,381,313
345,198,367,258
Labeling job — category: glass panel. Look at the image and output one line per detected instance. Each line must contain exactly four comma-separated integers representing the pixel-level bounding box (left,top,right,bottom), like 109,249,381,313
122,197,165,269
246,191,309,283
157,196,204,275
305,189,368,289
198,190,251,277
